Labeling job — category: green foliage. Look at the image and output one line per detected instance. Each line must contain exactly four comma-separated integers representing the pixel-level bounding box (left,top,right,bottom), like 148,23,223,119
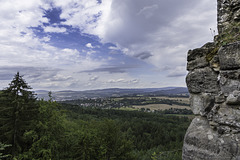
0,72,38,157
157,108,192,115
0,143,11,160
18,99,66,160
70,119,135,160
61,104,191,160
151,150,182,160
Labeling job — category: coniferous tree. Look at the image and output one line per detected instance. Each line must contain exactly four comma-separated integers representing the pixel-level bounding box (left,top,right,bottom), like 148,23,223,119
0,72,38,157
21,97,66,160
0,142,11,160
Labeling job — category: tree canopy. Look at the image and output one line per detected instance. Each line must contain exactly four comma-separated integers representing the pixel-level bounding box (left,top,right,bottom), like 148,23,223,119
0,72,37,157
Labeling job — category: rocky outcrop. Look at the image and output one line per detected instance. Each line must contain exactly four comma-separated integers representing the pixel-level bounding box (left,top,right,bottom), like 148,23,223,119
183,42,240,160
183,0,240,159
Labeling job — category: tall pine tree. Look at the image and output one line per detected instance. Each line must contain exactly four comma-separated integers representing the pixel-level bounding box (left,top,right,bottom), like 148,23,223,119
0,72,38,157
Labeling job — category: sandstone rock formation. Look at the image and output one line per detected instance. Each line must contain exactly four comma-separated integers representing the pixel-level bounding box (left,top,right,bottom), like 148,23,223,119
182,0,240,159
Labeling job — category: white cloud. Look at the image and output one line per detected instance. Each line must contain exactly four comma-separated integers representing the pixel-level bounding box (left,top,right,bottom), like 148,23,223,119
44,26,67,33
137,4,159,18
86,43,94,48
51,0,112,38
0,0,49,30
56,0,217,78
50,74,72,81
41,36,51,42
107,78,139,84
90,75,99,81
0,0,107,90
0,0,218,90
108,79,125,83
108,46,119,50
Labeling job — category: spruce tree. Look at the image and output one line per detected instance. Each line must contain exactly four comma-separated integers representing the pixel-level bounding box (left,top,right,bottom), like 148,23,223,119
0,142,11,160
0,72,38,157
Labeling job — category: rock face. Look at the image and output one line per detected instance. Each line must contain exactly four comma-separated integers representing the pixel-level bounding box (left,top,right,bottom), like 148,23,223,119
183,42,240,160
183,0,240,159
217,0,240,34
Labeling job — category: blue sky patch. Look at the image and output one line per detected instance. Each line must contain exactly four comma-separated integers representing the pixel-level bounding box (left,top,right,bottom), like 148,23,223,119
43,7,65,24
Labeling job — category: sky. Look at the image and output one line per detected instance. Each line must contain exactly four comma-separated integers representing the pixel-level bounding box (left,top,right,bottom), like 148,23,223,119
0,0,217,91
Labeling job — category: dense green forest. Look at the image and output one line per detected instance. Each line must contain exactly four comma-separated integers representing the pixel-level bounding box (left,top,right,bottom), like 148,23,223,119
0,73,191,160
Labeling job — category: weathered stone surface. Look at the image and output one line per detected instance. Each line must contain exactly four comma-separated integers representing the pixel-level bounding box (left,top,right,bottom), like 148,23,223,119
226,90,240,105
217,134,240,159
190,93,215,116
210,55,220,72
187,48,206,62
211,105,240,131
186,67,219,94
207,104,221,122
187,43,215,71
219,42,240,70
231,0,240,20
215,93,226,103
220,70,240,95
220,78,240,96
183,1,240,159
217,0,240,34
183,117,240,160
187,57,208,71
187,43,215,61
183,117,220,160
220,69,240,80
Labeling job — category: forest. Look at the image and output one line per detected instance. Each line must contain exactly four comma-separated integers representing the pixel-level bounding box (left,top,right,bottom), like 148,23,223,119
0,73,191,160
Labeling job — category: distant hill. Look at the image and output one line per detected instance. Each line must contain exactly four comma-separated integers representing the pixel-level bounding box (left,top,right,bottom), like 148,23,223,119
150,87,189,95
35,87,189,101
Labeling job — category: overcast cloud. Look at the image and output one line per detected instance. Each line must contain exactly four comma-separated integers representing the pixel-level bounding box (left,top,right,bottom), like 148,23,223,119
0,0,217,91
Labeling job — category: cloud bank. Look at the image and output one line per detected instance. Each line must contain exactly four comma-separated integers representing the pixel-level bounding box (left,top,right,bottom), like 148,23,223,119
0,0,217,90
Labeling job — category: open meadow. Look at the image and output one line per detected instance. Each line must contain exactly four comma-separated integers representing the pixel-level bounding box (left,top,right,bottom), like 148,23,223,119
133,103,190,111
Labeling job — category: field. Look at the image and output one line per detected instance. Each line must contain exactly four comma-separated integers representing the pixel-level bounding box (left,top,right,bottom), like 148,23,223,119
131,96,189,110
155,96,189,103
115,96,190,111
133,103,190,111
